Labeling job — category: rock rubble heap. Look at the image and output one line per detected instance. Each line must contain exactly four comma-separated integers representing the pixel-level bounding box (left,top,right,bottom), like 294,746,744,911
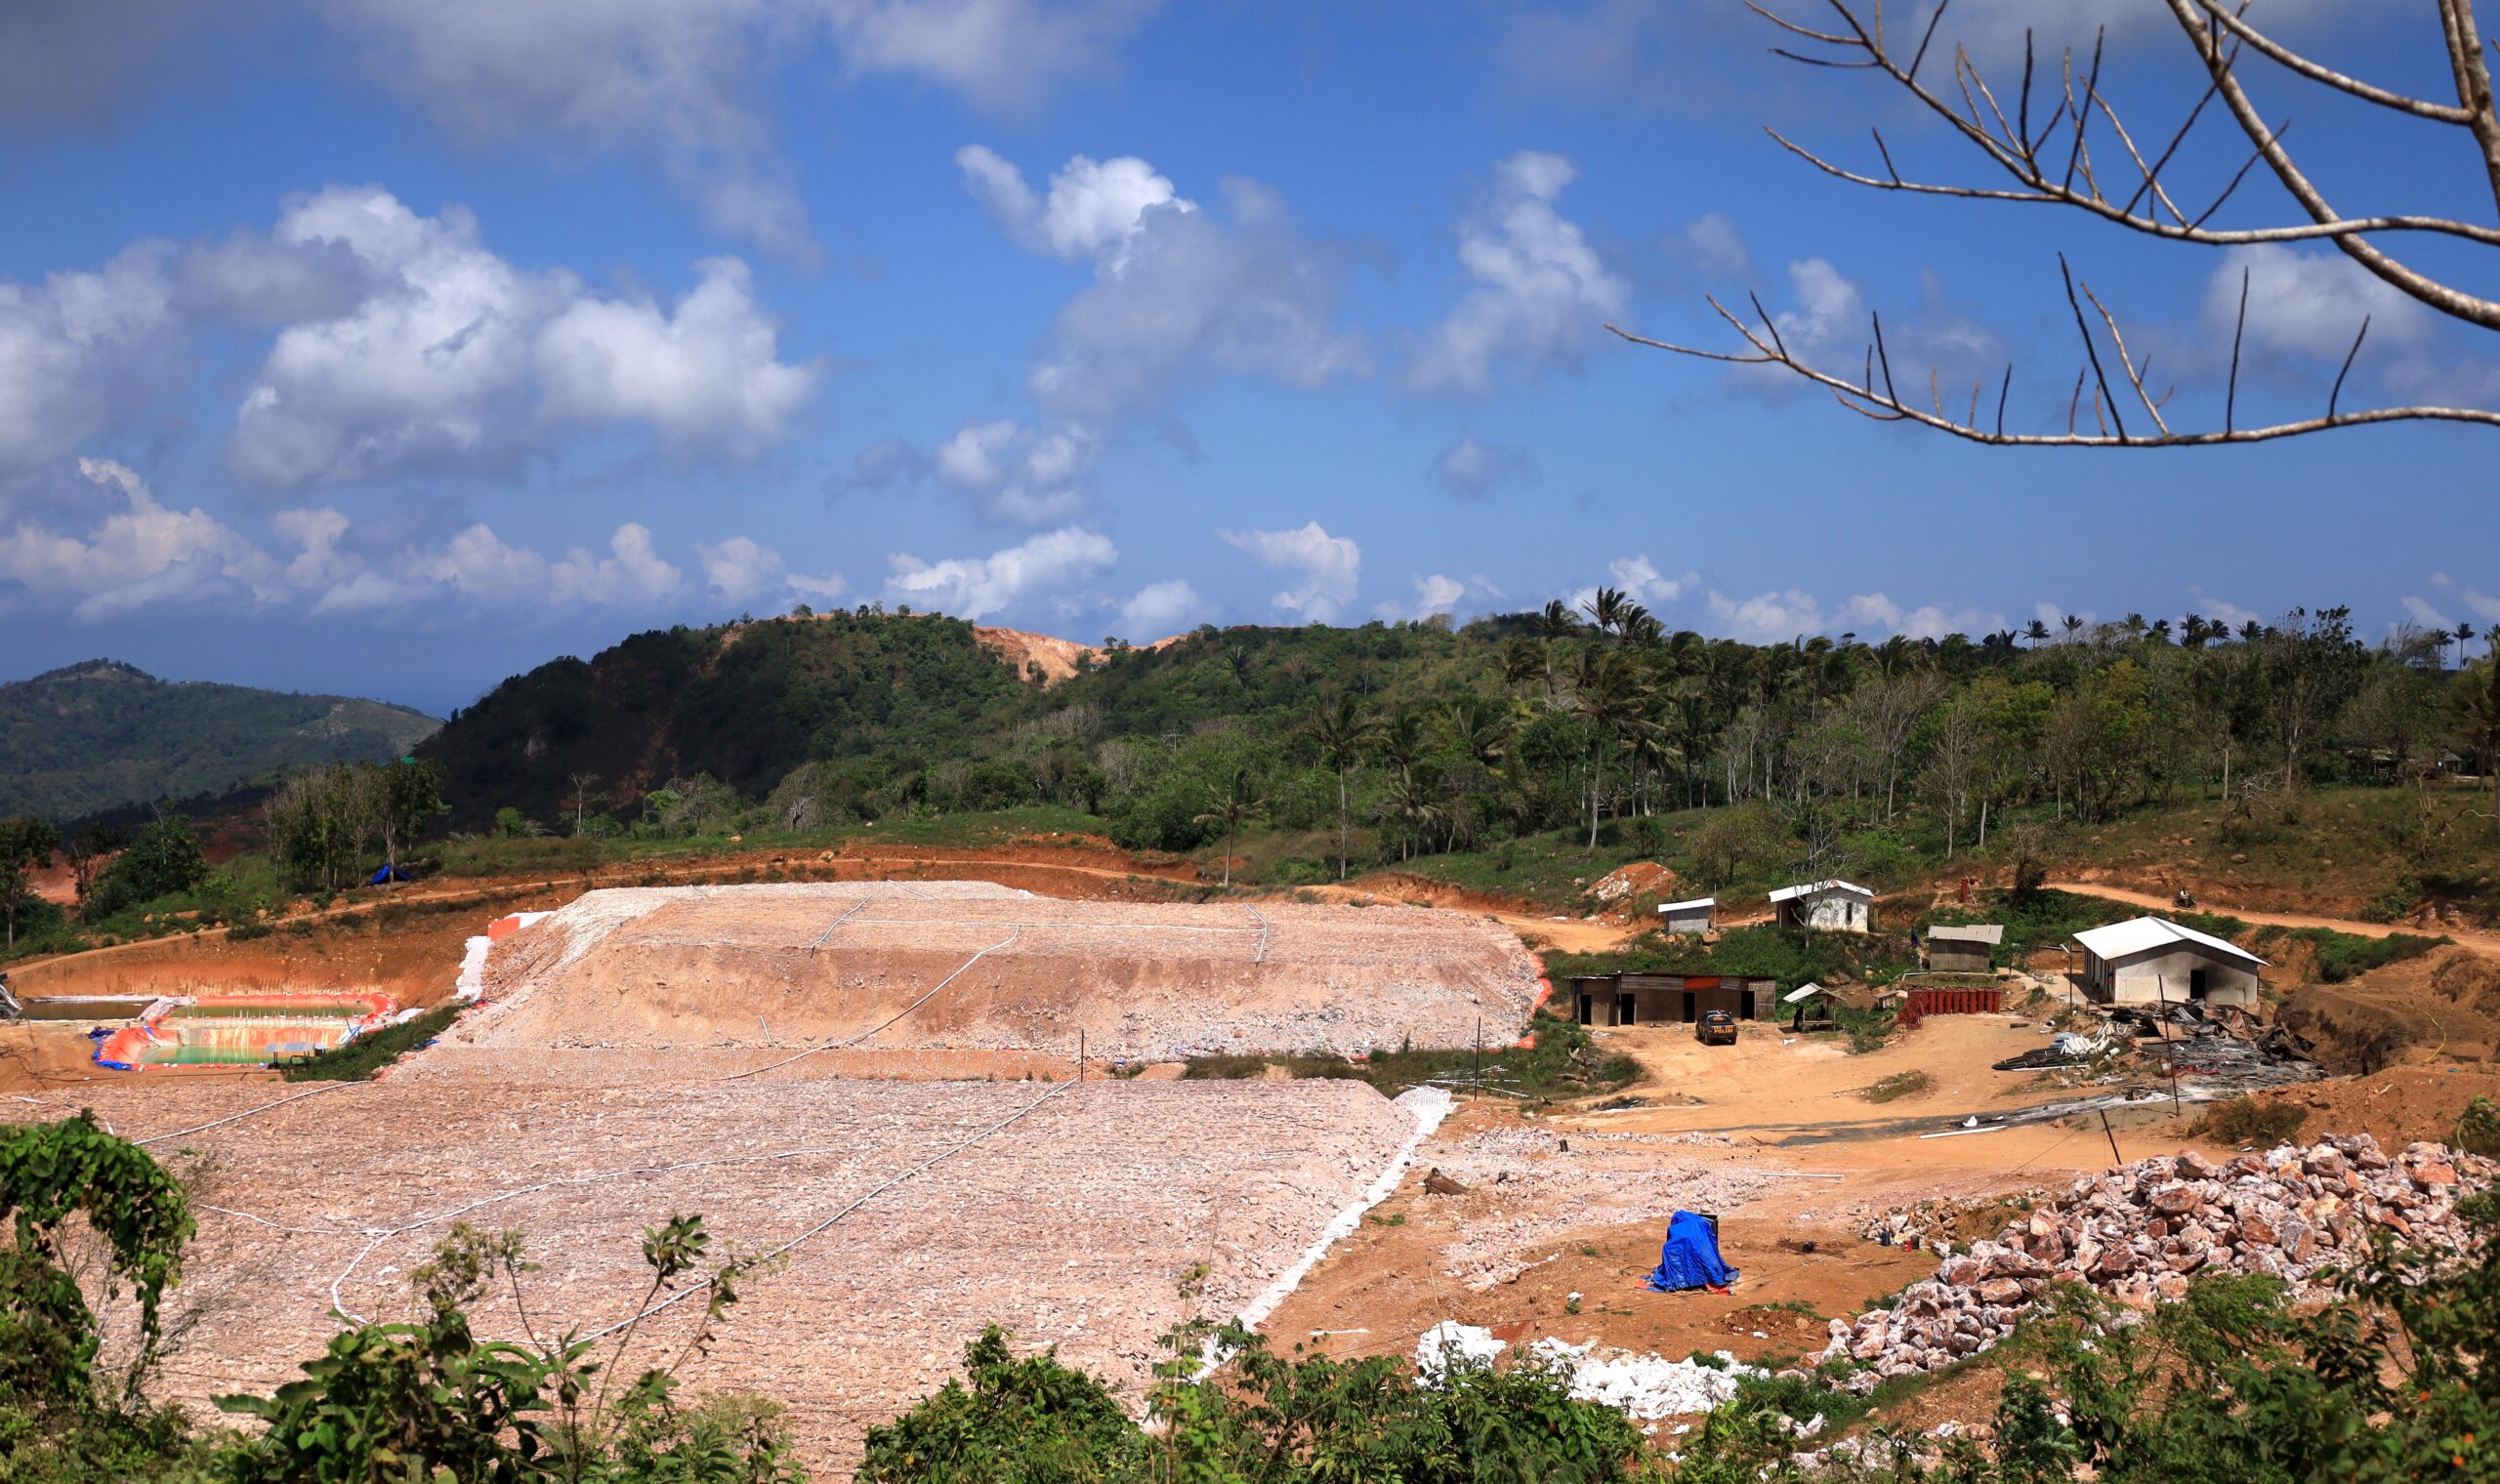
1818,1134,2491,1387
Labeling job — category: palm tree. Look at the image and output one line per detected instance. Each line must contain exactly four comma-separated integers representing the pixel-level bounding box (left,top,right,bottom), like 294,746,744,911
1536,598,1579,698
2023,618,2051,649
1305,694,1380,881
2460,621,2479,666
1435,694,1513,770
2060,613,2086,645
1568,647,1646,848
2180,613,2209,649
1193,765,1263,889
1373,706,1429,785
1581,585,1627,638
1500,637,1542,692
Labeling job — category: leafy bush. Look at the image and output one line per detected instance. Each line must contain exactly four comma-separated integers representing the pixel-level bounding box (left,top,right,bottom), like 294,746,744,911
2192,1095,2308,1147
81,814,210,922
277,1004,463,1082
2252,926,2447,983
2456,1095,2500,1158
861,1319,1647,1483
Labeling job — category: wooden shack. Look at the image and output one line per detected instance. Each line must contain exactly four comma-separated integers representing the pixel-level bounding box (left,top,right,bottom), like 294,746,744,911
1567,971,1778,1026
1925,924,2004,972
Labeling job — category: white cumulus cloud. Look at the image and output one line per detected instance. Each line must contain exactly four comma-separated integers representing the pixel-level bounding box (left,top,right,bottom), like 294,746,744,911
697,534,845,606
885,524,1118,620
956,144,1187,265
0,458,278,622
1115,577,1204,637
229,186,817,489
324,0,1163,261
1223,520,1360,623
963,148,1367,422
1407,151,1628,395
1375,571,1500,623
928,417,1098,523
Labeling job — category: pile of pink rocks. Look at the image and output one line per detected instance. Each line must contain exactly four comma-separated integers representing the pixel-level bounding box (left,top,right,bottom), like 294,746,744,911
1815,1134,2490,1386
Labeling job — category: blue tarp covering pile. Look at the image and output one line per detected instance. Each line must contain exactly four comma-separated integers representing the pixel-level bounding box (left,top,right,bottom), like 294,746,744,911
1644,1210,1738,1292
370,865,410,885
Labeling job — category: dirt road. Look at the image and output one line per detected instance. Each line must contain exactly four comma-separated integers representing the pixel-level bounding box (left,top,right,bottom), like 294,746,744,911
2045,881,2500,959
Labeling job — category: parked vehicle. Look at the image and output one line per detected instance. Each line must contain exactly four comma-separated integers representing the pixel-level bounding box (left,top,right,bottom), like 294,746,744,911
1695,1009,1737,1047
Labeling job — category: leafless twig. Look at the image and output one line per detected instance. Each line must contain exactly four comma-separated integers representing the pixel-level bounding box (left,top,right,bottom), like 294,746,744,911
1621,0,2500,448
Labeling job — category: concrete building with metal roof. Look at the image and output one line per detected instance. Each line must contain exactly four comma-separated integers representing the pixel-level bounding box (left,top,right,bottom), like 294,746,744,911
1655,895,1716,934
1768,879,1874,932
2070,916,2266,1010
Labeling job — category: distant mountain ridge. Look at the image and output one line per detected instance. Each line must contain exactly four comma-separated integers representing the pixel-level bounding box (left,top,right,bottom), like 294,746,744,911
0,659,439,821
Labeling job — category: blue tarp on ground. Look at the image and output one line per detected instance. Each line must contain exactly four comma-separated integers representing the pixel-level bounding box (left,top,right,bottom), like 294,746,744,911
1644,1210,1738,1292
370,865,410,885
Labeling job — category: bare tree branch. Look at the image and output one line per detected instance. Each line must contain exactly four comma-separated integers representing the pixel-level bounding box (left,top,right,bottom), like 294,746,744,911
1607,320,2500,447
1627,3,2500,449
2187,0,2473,122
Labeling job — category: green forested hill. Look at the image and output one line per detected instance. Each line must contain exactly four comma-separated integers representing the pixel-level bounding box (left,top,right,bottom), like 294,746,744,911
0,660,438,821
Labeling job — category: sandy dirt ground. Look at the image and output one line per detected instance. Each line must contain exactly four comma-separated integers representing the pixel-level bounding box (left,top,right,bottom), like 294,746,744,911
1264,1011,2229,1388
472,882,1547,1060
8,1069,1421,1479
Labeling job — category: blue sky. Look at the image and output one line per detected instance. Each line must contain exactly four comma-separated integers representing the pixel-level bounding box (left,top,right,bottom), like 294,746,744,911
2,0,2495,716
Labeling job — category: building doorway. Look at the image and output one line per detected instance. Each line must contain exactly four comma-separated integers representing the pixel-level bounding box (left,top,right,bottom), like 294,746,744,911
1616,993,1638,1025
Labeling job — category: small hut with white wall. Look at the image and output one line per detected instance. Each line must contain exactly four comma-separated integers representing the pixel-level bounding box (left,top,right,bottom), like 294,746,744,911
1656,896,1716,934
1770,880,1875,933
2071,917,2265,1010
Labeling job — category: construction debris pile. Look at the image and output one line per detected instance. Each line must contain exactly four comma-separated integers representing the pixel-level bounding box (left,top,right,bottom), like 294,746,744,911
1416,1323,1759,1421
1819,1134,2491,1387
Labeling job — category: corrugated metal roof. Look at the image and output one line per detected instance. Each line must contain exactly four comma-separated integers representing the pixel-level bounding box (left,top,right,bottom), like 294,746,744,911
1782,981,1826,1004
1929,925,2005,945
2072,916,2267,968
1768,879,1873,903
1656,896,1717,914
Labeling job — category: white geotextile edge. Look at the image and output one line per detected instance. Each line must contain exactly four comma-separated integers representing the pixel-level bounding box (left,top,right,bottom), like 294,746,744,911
1220,1084,1454,1352
453,912,554,1002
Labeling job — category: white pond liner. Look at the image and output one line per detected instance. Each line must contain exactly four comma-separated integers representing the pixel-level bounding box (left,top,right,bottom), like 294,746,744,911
1195,1085,1453,1375
453,912,554,1002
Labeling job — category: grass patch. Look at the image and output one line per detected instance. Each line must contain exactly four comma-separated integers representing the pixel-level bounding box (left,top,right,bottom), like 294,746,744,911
277,1003,462,1082
1857,1069,1933,1103
2191,1094,2308,1147
2252,925,2447,983
1928,887,2250,966
1181,1010,1639,1098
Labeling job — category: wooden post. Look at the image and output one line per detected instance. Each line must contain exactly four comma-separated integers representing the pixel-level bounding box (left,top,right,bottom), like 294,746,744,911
1080,1028,1086,1084
2099,1108,2124,1167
